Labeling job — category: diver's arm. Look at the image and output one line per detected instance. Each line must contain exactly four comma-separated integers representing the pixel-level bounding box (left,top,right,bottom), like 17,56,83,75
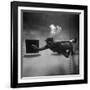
32,44,48,51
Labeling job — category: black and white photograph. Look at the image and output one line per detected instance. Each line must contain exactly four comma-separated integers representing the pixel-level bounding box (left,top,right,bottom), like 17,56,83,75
11,1,87,88
22,10,79,77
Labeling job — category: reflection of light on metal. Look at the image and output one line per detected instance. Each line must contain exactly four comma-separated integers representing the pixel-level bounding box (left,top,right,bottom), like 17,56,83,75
49,24,62,37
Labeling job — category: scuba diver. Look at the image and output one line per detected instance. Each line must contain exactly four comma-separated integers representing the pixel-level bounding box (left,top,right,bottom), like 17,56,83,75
32,37,77,58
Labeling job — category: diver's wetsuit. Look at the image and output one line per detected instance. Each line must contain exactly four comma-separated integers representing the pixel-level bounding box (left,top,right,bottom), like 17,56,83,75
32,38,76,58
37,41,73,58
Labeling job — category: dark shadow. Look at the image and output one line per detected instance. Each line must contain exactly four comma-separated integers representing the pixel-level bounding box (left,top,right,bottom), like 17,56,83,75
24,54,41,58
51,53,62,56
